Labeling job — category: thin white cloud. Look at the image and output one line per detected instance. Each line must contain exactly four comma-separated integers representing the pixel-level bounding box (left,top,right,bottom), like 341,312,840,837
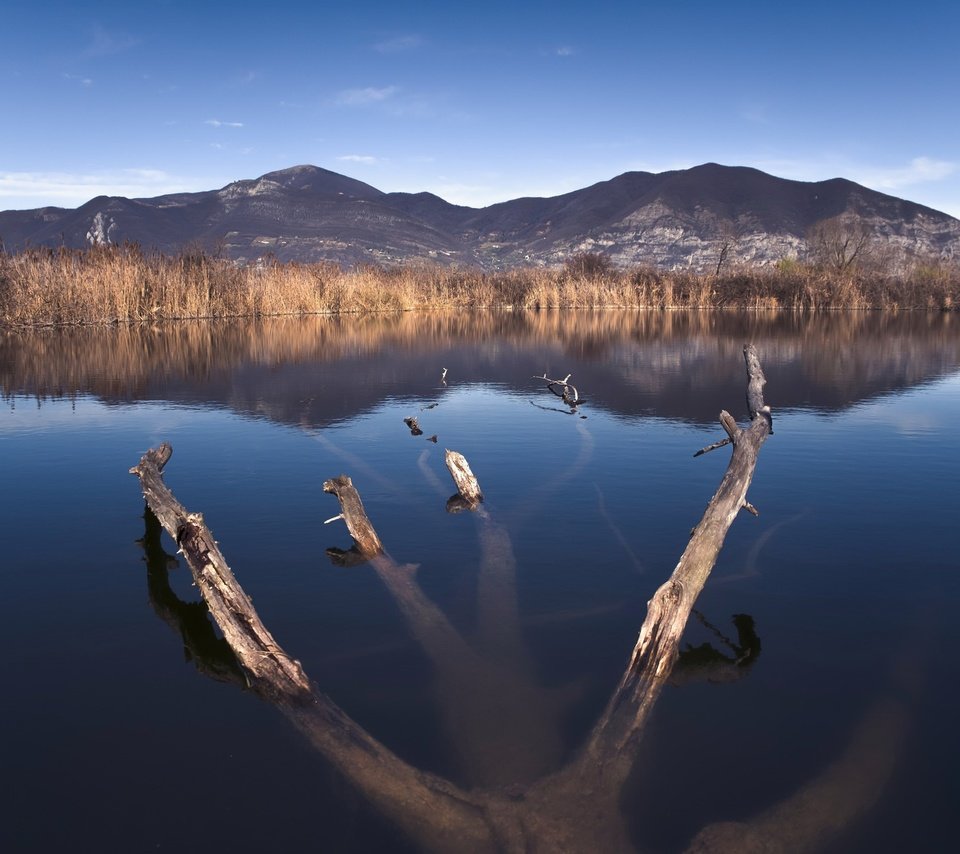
742,155,957,192
334,85,399,106
374,35,423,53
62,72,93,87
711,154,960,217
0,169,204,209
554,46,578,57
855,157,957,190
337,155,381,165
205,119,244,128
82,24,139,57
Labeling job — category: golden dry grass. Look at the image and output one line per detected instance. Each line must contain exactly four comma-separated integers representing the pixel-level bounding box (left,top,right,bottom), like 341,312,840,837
1,244,958,326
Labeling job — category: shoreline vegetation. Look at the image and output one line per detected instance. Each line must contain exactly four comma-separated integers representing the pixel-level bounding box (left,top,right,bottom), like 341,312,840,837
1,244,958,326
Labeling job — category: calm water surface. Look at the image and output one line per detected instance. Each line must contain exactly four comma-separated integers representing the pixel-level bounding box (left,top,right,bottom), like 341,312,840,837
1,311,958,852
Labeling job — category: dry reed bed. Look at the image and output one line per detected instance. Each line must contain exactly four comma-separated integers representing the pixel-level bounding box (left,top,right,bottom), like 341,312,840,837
1,245,958,326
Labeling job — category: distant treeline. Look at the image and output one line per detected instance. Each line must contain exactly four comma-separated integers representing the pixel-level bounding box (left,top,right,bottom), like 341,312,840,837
1,244,957,325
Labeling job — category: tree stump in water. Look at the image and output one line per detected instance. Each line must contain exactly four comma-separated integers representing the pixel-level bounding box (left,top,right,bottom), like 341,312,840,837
444,449,483,512
322,474,384,556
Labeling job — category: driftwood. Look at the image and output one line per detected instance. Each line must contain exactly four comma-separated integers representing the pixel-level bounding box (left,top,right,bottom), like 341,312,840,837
403,416,423,436
129,443,311,701
129,346,796,852
534,372,583,407
322,475,383,556
592,344,773,749
130,444,506,851
444,448,483,512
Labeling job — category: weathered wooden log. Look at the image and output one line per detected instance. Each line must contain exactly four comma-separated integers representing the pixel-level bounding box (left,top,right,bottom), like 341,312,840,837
606,344,773,735
131,444,500,851
130,443,311,700
534,372,583,407
403,416,423,436
444,449,483,508
322,474,383,556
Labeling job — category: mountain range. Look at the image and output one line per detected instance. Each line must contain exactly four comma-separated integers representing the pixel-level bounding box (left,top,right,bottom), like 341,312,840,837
2,163,958,271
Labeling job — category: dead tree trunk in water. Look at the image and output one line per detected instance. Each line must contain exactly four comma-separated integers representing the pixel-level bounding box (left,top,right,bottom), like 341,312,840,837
130,445,500,851
129,344,775,852
322,475,383,557
444,448,484,512
130,444,311,700
595,344,773,747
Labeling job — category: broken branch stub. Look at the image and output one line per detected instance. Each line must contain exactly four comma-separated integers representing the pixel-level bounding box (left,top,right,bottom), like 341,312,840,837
444,449,483,510
322,475,384,556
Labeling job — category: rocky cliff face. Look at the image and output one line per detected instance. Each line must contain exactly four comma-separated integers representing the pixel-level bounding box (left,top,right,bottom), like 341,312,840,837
2,163,958,271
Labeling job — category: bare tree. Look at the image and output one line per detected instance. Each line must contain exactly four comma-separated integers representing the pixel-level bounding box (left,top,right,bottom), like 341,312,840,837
807,215,873,272
714,220,744,277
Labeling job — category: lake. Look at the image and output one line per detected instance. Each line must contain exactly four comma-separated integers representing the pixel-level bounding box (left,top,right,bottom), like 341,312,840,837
2,310,958,853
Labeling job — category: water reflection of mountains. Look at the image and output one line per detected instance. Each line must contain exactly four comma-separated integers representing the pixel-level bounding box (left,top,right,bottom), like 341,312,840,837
3,311,958,426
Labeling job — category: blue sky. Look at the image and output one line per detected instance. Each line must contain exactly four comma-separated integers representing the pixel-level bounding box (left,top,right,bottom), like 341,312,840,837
2,0,958,216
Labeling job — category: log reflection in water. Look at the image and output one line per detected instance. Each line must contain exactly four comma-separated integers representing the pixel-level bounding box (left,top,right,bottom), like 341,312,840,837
669,612,762,686
137,505,246,687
